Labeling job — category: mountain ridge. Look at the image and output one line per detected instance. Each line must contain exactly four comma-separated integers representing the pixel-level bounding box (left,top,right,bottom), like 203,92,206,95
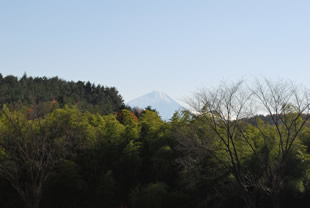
127,91,184,120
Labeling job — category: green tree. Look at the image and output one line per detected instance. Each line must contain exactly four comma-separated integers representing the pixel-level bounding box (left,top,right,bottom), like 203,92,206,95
0,106,90,208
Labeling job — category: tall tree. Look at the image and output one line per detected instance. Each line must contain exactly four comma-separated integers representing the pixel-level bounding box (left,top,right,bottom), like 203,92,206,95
186,80,310,207
251,79,310,206
0,107,90,208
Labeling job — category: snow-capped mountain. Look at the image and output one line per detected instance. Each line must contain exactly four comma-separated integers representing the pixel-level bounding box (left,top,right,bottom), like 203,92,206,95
127,91,184,120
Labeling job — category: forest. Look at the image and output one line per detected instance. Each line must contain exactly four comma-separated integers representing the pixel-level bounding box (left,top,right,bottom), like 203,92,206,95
1,74,310,208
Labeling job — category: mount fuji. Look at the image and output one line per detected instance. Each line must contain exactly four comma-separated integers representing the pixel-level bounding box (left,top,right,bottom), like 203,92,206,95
127,91,184,120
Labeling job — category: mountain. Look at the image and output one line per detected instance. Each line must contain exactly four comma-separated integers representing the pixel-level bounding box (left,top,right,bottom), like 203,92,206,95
127,91,184,120
0,73,123,115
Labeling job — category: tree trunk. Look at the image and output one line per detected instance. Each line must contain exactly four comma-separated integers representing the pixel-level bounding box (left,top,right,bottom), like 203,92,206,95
244,199,256,208
24,187,42,208
25,198,40,208
243,192,257,208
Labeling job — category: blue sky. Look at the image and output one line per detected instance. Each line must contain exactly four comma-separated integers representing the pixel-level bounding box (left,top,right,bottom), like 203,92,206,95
1,0,309,104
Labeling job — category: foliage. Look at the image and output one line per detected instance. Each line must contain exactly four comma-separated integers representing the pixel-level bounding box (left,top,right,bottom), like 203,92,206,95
1,78,310,208
0,73,123,115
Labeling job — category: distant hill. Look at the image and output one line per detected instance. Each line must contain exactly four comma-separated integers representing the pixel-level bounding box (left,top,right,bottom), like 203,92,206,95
127,91,184,120
0,73,123,115
246,114,310,126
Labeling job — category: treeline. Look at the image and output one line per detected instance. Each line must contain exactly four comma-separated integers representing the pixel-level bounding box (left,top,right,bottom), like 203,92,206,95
0,73,123,114
1,106,310,208
0,106,192,208
1,78,310,208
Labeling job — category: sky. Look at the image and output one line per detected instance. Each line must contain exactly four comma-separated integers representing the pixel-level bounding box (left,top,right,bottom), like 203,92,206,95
1,0,310,104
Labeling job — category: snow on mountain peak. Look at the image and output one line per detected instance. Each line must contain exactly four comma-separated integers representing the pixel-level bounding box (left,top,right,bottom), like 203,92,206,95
149,91,173,103
127,91,184,120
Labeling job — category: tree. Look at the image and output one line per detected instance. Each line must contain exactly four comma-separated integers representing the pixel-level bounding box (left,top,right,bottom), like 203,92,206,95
186,81,258,207
0,107,89,208
186,80,310,207
251,79,310,206
130,182,168,208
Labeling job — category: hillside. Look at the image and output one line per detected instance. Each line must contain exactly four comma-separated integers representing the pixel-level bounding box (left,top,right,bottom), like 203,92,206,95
0,73,123,115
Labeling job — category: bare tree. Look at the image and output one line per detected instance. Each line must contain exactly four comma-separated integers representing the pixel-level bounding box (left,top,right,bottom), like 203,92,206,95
185,79,310,208
186,81,260,207
251,79,310,205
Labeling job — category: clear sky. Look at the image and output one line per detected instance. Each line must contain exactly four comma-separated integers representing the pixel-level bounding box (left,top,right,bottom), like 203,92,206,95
1,0,309,104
